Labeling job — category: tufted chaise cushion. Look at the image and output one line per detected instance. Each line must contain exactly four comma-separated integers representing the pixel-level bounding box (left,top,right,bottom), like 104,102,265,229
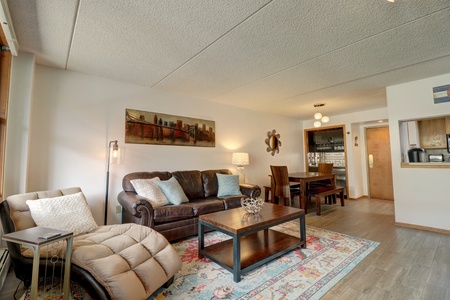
22,223,181,299
9,187,182,299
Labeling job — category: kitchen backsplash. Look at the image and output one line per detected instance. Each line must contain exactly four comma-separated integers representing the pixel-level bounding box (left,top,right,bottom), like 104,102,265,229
425,149,450,162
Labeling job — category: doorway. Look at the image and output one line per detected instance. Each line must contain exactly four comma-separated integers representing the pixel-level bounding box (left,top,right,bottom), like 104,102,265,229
366,126,394,200
304,126,348,197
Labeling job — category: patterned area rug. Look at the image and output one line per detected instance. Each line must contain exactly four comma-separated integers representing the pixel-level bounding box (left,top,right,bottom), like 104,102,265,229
150,221,379,300
20,277,91,300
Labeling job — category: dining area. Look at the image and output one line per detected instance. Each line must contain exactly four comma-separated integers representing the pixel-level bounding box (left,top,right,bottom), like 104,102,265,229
266,163,345,215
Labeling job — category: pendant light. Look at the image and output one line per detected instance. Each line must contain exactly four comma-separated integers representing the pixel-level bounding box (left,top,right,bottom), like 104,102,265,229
313,104,329,127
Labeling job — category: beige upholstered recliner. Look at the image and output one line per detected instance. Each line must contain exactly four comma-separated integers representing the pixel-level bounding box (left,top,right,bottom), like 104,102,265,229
0,187,182,300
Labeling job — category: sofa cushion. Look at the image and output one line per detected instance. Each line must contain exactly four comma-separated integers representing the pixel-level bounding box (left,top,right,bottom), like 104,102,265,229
171,170,204,199
186,199,225,216
122,172,172,192
155,177,189,205
217,174,241,197
26,192,98,235
130,178,170,207
153,204,194,224
201,169,232,197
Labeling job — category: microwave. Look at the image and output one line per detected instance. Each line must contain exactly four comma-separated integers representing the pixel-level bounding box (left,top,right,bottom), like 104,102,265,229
448,134,450,153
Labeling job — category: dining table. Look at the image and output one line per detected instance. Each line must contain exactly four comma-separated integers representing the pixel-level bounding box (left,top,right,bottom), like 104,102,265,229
288,172,336,213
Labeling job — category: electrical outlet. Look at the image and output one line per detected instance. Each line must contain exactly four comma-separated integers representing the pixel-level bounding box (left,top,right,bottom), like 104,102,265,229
116,205,122,214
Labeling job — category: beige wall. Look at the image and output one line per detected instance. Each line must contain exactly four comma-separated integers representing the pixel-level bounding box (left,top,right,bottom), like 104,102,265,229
7,58,303,225
388,72,450,230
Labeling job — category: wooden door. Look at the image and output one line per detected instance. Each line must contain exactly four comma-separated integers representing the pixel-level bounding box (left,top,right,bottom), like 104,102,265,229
366,126,394,200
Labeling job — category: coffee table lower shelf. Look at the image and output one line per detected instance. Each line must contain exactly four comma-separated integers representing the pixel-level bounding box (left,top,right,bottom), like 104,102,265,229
199,228,304,282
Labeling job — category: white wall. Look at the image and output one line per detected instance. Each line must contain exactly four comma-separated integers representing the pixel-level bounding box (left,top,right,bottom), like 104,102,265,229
7,62,303,225
302,108,389,199
387,72,450,230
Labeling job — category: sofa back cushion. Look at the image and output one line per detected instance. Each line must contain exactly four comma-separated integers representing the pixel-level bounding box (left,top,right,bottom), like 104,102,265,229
201,169,232,197
122,172,172,192
171,170,204,199
5,187,83,232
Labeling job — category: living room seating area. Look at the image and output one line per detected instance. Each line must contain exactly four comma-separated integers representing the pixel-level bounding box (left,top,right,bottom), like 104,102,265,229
118,169,261,242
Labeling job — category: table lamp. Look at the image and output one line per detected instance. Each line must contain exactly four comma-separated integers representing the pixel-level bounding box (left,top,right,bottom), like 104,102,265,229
232,152,249,183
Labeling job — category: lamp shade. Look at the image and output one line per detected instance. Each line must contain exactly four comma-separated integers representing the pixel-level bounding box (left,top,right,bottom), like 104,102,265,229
232,152,249,166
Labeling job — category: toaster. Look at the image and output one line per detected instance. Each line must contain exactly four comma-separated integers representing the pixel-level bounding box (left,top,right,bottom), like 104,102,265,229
428,154,444,162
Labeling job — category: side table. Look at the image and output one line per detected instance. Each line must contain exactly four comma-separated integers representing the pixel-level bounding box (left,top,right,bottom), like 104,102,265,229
2,227,73,300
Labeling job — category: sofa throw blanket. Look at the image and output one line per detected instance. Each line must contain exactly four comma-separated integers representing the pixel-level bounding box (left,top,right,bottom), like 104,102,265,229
22,224,182,300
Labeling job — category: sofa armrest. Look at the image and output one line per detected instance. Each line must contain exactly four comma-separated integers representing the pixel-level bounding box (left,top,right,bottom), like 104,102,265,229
239,183,261,199
117,191,155,228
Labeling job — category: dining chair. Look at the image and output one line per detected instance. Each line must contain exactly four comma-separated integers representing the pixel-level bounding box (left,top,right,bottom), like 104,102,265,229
309,162,335,205
310,163,334,189
270,165,300,206
318,162,334,174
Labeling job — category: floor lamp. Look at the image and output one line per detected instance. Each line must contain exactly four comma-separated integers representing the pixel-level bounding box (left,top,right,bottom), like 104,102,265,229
105,140,120,225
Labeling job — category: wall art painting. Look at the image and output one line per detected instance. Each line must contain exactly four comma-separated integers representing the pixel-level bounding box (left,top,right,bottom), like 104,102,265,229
433,84,450,104
125,109,215,147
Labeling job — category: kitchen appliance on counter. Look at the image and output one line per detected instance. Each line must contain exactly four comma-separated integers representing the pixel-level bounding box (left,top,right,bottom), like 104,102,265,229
408,147,425,162
428,154,444,162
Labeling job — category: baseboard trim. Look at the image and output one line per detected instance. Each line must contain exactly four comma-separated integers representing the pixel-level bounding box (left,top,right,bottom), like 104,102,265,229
395,222,450,235
348,195,368,200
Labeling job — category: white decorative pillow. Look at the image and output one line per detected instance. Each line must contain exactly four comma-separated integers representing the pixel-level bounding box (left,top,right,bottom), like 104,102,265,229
26,192,98,236
217,173,242,197
130,178,170,207
155,177,189,205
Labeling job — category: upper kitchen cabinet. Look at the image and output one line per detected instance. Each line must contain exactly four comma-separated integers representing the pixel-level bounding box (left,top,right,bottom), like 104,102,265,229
418,118,447,149
446,117,450,134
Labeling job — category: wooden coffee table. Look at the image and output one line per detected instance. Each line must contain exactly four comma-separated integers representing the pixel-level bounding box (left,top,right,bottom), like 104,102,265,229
198,203,306,282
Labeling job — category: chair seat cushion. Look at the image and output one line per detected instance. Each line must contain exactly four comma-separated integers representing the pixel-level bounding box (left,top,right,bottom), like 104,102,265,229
23,224,182,299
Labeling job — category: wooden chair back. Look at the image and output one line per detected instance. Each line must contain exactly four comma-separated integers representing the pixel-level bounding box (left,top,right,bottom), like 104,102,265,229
270,165,292,204
318,163,333,174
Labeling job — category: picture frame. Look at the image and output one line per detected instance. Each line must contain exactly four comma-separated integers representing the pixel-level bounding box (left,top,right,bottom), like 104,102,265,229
125,108,215,147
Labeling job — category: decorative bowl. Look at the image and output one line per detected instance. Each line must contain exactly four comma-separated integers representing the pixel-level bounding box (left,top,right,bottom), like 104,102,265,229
241,197,264,214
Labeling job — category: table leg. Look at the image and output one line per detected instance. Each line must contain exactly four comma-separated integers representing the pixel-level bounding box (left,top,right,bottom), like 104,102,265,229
198,221,205,258
31,245,40,300
299,213,306,249
63,236,73,300
232,235,241,282
300,180,307,214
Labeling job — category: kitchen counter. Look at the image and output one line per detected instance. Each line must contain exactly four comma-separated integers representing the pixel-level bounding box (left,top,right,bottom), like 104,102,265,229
401,162,450,168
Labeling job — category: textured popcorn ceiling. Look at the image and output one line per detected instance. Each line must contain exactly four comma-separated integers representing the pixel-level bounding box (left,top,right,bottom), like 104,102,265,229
6,0,450,119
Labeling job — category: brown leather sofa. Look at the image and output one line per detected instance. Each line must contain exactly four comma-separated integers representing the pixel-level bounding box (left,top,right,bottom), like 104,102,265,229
118,169,261,241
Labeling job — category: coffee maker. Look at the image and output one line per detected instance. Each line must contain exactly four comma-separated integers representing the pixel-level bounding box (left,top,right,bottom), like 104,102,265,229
407,147,425,162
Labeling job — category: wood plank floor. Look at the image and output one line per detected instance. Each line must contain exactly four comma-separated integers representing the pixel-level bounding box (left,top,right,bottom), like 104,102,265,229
304,197,450,300
1,197,449,299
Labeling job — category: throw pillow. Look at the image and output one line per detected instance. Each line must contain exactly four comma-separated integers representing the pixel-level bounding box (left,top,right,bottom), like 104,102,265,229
155,177,189,205
216,173,241,197
130,177,170,207
26,192,98,236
